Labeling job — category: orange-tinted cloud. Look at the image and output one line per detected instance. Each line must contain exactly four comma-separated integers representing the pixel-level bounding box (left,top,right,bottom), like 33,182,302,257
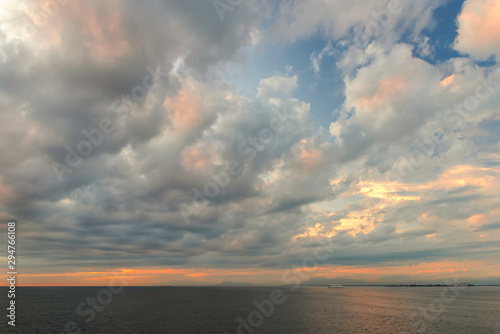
353,76,407,111
468,214,487,224
9,0,130,59
164,80,206,133
440,74,456,88
362,165,498,196
304,164,499,239
299,147,323,171
455,0,500,59
182,143,213,170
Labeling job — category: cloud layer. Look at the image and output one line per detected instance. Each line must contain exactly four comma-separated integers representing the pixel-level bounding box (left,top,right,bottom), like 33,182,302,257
0,0,499,286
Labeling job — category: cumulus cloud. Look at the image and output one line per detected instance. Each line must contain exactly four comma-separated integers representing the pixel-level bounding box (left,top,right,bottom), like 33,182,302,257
330,42,500,173
454,0,500,60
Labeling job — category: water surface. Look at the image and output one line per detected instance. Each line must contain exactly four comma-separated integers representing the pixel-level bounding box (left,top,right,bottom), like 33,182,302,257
1,286,499,333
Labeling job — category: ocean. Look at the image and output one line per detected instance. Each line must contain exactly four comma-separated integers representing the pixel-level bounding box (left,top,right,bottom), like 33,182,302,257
1,286,499,333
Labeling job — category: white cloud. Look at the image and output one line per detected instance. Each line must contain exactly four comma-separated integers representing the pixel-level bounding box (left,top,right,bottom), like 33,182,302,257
455,0,500,60
415,35,433,58
330,42,500,182
257,74,299,98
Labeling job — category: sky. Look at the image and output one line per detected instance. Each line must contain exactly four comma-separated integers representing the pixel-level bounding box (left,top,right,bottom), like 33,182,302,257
0,0,499,286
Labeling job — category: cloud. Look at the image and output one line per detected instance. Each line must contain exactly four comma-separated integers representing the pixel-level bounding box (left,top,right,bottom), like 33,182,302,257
266,0,445,47
330,42,500,175
454,0,500,60
310,41,334,74
257,74,299,98
329,43,442,161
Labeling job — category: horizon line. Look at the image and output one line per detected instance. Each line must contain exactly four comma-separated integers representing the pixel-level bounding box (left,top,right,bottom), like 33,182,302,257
2,284,500,287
